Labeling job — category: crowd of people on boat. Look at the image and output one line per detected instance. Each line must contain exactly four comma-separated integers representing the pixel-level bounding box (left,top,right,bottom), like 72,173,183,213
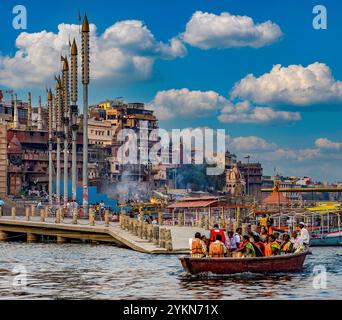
191,218,310,259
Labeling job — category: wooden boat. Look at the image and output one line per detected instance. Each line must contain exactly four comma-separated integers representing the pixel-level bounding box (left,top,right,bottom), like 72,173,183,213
179,250,310,275
310,229,342,246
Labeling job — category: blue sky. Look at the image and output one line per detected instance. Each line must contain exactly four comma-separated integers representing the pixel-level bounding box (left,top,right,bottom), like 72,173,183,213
0,0,341,181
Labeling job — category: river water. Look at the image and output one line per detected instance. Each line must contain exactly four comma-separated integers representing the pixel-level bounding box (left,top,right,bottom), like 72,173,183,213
0,243,341,300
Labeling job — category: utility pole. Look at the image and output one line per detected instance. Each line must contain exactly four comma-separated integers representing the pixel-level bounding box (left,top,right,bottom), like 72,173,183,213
55,76,63,208
70,38,79,202
61,56,70,209
47,89,53,207
82,14,90,215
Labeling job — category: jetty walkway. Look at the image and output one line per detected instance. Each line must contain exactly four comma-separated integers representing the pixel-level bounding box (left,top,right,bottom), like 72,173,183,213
0,208,206,254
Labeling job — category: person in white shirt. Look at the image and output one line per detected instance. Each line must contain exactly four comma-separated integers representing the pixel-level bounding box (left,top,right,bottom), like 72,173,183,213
299,222,310,246
226,231,237,252
234,227,242,248
291,231,305,253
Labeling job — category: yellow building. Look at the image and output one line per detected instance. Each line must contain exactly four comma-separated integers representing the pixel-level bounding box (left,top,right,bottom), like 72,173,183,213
98,100,112,110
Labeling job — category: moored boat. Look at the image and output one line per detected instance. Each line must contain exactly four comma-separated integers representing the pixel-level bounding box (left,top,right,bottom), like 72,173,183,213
179,250,310,275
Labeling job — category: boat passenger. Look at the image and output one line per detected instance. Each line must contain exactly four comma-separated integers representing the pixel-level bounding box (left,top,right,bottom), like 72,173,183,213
234,227,243,248
298,222,310,247
280,234,293,254
260,214,269,228
191,232,207,258
265,235,280,256
237,235,256,258
265,220,274,236
209,224,226,244
209,234,227,258
251,234,265,257
226,231,237,253
201,235,209,248
291,231,305,253
274,232,282,246
260,227,268,242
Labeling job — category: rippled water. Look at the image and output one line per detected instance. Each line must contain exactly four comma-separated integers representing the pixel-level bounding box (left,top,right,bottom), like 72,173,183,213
0,243,341,300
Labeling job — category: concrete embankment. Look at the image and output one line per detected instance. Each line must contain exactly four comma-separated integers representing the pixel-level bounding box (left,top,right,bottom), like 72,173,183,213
0,216,203,254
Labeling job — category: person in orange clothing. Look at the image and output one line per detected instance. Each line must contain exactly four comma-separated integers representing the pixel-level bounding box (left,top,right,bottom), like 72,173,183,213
265,220,274,236
191,232,207,258
280,234,293,254
209,234,227,258
265,234,281,256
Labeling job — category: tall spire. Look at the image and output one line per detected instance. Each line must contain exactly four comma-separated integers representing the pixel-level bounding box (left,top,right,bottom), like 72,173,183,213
47,89,53,134
61,55,70,209
47,88,54,207
82,13,90,33
55,76,62,133
70,38,79,202
82,13,90,215
55,76,63,209
61,56,70,116
71,39,78,105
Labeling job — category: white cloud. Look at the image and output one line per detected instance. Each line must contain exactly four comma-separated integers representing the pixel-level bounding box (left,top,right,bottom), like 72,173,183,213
0,21,186,88
227,135,319,162
315,138,342,150
228,136,277,151
149,88,301,123
263,148,321,162
218,100,301,124
231,62,342,106
148,88,229,120
182,11,283,49
225,135,342,181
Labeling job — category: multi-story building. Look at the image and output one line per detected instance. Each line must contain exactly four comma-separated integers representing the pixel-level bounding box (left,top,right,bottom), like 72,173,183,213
88,119,113,147
237,161,263,200
90,100,159,182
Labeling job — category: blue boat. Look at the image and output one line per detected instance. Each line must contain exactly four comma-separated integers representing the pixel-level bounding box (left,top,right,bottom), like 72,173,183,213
310,228,342,246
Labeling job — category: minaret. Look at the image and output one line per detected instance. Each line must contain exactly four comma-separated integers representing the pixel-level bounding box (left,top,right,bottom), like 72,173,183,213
27,92,32,128
55,76,63,208
82,14,90,215
61,55,70,209
37,96,43,130
70,39,79,203
47,89,53,207
13,93,19,129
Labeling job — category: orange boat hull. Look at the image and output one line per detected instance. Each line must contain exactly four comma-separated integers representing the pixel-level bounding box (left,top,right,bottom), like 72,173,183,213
179,251,309,275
